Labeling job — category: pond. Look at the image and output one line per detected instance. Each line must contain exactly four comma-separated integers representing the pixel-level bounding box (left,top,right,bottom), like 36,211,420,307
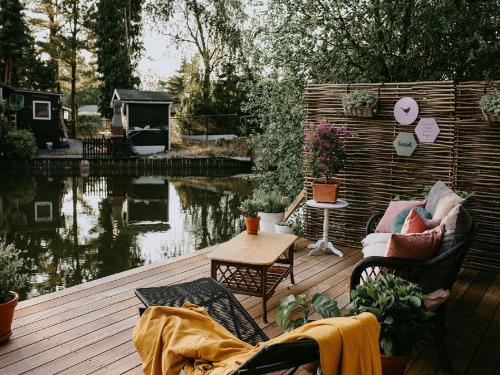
0,171,254,300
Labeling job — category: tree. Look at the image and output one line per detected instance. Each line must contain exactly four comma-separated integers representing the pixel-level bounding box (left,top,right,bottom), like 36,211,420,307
92,0,143,118
161,58,190,104
149,0,245,103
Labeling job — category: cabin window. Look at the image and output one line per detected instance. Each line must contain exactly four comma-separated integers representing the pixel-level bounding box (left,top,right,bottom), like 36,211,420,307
33,100,51,120
35,202,53,222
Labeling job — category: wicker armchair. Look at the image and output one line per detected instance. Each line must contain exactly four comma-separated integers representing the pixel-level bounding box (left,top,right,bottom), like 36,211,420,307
135,277,319,375
351,211,478,371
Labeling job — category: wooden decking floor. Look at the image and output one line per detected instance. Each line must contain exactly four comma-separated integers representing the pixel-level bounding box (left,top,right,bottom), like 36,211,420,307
0,239,498,375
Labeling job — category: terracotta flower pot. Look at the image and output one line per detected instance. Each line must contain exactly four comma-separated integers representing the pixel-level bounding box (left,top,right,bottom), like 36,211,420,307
312,181,340,203
244,216,260,235
0,291,19,345
380,354,410,375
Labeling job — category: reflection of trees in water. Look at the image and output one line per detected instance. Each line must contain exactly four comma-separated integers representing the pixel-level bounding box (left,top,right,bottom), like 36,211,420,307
172,177,254,249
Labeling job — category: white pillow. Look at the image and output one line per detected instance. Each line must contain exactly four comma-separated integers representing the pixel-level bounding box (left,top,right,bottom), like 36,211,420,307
361,232,392,247
362,242,387,258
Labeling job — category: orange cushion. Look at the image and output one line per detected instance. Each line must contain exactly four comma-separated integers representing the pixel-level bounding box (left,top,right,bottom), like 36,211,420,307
385,225,444,260
401,208,442,234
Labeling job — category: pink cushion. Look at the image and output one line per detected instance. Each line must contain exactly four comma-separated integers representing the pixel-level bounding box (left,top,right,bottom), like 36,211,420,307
401,208,442,234
425,289,450,311
375,200,425,233
385,225,444,260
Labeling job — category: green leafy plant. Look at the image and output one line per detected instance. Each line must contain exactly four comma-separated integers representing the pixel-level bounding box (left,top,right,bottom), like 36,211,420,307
240,198,262,218
479,92,500,114
255,191,290,213
78,113,104,137
349,274,433,356
0,241,29,303
3,128,37,159
277,293,341,332
342,90,378,107
304,123,352,183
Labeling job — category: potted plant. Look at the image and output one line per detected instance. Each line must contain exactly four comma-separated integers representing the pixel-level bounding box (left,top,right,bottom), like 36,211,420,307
256,191,290,232
277,293,341,332
479,92,500,123
240,198,262,235
342,90,378,118
304,123,352,203
349,274,433,375
274,220,294,234
0,241,28,345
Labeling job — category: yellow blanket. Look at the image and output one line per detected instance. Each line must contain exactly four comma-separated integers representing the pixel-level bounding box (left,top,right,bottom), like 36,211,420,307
133,303,381,375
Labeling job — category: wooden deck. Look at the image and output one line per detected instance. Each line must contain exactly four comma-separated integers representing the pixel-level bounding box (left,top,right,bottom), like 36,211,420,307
0,239,498,375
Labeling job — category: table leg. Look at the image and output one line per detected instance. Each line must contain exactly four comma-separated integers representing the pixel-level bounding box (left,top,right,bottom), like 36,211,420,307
308,208,344,257
261,265,268,323
289,245,295,284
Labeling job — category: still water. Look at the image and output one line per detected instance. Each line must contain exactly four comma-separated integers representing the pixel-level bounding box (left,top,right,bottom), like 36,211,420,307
0,172,254,300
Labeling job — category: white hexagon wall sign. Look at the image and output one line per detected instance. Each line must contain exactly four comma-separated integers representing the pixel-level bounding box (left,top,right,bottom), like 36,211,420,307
394,132,417,156
415,118,440,143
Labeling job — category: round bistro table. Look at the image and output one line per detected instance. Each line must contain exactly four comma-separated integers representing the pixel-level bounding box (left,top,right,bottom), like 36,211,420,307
306,199,348,257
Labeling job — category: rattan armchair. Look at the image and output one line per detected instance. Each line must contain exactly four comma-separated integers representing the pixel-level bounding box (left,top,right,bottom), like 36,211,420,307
351,211,478,372
135,277,319,375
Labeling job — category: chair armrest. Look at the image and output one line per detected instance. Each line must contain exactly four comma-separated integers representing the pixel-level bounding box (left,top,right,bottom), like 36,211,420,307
366,211,385,235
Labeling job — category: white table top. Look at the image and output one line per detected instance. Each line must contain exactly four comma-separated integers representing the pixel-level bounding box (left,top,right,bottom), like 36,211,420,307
306,199,348,209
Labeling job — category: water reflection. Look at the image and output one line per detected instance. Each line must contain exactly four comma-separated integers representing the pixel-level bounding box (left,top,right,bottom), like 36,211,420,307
0,173,253,299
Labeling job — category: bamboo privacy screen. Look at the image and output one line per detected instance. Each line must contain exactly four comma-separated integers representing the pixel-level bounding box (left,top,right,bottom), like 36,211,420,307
303,80,500,272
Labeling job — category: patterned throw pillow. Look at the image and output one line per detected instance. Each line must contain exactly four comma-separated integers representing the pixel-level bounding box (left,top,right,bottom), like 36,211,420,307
375,200,426,233
391,207,432,234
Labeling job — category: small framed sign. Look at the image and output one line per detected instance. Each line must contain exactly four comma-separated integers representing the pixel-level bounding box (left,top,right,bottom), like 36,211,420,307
415,118,440,143
394,97,419,125
394,132,417,156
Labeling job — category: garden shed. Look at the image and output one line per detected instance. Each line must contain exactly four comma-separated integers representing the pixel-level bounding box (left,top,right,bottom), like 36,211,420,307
0,82,64,148
110,89,173,154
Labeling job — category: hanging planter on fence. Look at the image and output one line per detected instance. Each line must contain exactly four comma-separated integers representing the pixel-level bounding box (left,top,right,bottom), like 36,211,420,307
342,90,379,118
479,92,500,124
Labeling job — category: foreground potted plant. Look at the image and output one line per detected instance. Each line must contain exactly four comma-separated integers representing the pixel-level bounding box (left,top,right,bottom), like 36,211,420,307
479,92,500,123
304,123,352,203
342,90,378,118
277,293,341,331
349,274,433,375
256,191,290,232
240,199,262,235
0,241,28,345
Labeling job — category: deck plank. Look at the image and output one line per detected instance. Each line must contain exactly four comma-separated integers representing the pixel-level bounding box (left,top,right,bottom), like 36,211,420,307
0,240,498,375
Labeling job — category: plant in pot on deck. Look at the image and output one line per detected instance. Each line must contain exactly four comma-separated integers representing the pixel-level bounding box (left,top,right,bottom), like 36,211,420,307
349,274,433,375
304,123,352,203
240,198,262,235
479,91,500,123
256,191,290,232
0,241,28,345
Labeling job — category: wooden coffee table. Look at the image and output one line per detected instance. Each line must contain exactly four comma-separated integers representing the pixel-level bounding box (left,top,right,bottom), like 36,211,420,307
208,231,297,323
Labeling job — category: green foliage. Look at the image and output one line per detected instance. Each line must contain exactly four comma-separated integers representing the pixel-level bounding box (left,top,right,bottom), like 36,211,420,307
277,293,341,332
239,198,262,218
304,124,352,183
253,0,500,83
479,92,500,114
244,79,305,198
342,90,378,108
349,274,433,356
255,191,289,213
0,240,29,303
3,128,37,159
78,112,103,137
92,0,143,118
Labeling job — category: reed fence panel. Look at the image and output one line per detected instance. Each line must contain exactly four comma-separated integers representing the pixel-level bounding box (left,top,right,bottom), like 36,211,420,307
304,80,499,272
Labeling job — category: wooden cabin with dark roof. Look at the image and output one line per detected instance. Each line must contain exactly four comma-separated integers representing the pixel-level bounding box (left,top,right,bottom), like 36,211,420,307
110,89,173,154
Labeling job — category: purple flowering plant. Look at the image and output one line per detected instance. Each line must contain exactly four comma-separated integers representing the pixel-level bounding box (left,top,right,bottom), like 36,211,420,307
304,123,352,183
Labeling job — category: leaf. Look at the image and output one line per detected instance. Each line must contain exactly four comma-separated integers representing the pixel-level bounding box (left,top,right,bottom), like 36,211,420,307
276,295,299,327
384,316,394,325
381,337,394,356
409,296,422,308
312,293,341,318
285,318,307,332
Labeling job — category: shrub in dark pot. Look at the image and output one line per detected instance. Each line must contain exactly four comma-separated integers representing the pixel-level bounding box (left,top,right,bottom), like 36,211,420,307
349,274,433,375
0,241,28,345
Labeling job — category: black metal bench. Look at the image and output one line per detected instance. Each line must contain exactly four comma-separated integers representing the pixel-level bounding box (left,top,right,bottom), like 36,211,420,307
135,277,319,374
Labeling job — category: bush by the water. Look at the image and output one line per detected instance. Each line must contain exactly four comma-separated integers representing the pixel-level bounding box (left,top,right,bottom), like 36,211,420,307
78,112,103,137
2,128,37,159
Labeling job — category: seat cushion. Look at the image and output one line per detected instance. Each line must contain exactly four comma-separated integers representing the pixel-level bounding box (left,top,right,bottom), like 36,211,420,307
401,208,441,234
385,225,444,260
425,181,453,216
361,232,392,247
375,200,425,233
362,242,387,258
391,207,432,233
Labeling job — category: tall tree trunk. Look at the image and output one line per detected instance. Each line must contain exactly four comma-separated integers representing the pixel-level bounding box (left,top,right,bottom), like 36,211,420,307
70,0,78,135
